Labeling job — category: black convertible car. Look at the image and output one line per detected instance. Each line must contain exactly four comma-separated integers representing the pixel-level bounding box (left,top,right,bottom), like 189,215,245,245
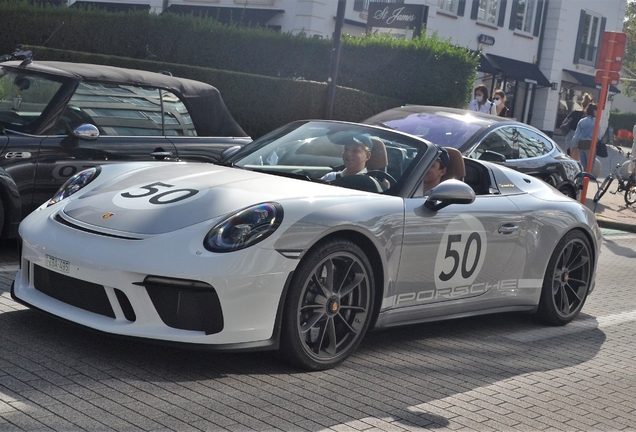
364,106,583,199
0,51,250,238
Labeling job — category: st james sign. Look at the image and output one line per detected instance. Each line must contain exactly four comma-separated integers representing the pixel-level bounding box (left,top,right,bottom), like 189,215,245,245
367,3,428,38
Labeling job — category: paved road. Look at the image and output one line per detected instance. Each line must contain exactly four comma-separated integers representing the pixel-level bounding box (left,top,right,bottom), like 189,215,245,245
1,232,636,432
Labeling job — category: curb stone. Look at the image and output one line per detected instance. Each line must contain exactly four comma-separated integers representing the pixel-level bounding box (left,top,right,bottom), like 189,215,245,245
595,214,636,234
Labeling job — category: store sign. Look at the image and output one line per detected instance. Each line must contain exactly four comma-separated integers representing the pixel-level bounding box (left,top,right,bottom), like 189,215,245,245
367,4,427,38
478,34,495,46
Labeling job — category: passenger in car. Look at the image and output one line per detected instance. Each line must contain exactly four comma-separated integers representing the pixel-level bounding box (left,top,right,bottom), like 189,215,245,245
422,146,450,194
321,135,373,181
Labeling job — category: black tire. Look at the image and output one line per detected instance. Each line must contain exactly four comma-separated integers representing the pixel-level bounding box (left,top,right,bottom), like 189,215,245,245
280,238,375,370
535,231,592,326
0,198,4,238
557,185,576,199
624,178,636,206
594,176,613,203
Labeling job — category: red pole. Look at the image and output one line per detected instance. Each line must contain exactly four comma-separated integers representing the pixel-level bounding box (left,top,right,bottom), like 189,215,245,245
580,34,617,204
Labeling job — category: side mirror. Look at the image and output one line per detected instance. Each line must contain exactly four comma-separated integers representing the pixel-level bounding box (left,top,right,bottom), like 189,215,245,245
424,179,476,211
478,150,506,163
61,124,99,149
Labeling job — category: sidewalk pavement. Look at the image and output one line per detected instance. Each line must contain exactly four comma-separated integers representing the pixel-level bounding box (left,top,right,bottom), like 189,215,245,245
585,181,636,233
550,132,636,233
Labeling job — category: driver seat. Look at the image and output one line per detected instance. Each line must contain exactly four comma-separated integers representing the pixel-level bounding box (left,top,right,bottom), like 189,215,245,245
367,137,388,170
441,147,466,182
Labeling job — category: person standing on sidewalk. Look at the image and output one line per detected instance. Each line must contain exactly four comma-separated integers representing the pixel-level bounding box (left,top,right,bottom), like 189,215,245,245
492,89,510,117
570,102,597,171
468,84,497,115
561,93,592,155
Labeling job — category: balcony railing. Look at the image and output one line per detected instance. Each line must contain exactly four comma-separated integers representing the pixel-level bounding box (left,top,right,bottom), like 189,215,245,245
578,43,597,66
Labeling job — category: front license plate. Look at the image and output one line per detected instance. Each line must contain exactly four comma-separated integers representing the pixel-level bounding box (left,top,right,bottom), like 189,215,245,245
46,254,70,273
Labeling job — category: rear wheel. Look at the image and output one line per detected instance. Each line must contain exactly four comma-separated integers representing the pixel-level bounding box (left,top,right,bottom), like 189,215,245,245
280,239,374,371
535,231,592,326
624,177,636,206
594,176,613,202
0,198,4,237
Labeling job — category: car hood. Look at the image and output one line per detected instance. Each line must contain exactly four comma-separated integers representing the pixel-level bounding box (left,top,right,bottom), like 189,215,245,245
60,163,372,235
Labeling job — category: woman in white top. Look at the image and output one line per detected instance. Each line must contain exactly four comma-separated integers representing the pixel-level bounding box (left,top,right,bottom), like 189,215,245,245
467,84,497,115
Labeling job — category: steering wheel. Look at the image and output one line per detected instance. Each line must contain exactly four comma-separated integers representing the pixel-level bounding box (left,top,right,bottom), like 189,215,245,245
366,170,397,189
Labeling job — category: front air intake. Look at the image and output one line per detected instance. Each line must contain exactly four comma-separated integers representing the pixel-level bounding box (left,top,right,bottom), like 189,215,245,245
136,276,224,335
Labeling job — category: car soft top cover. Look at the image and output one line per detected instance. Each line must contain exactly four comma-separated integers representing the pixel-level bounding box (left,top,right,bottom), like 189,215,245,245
1,60,249,138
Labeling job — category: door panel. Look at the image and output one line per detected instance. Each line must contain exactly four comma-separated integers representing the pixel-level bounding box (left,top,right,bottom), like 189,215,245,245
393,194,524,311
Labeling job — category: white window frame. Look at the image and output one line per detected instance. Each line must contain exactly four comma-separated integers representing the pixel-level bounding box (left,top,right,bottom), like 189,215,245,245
439,0,458,14
514,0,536,33
579,10,601,66
477,0,499,25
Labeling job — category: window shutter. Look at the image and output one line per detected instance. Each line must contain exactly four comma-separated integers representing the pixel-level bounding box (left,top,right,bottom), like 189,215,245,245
458,0,466,16
595,17,607,67
533,0,544,36
470,0,479,20
573,10,587,64
498,0,508,27
509,0,519,30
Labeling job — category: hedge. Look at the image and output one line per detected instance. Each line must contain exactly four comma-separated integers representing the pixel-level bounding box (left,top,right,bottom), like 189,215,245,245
0,1,479,110
24,47,401,138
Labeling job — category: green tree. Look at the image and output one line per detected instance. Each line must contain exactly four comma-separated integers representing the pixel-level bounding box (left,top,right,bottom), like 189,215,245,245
621,1,636,96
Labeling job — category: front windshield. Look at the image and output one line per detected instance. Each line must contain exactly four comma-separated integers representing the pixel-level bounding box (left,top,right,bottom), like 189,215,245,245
231,121,428,194
372,111,484,150
0,67,64,133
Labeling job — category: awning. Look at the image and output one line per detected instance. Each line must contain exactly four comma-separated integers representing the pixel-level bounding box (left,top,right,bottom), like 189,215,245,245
563,69,620,94
167,5,284,27
486,53,551,87
478,54,499,76
70,1,150,12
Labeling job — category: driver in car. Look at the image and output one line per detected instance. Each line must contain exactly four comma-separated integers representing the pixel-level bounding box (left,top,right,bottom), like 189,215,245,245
321,135,373,181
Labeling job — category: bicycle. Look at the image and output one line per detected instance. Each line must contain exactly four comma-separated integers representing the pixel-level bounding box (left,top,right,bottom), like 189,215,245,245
593,143,636,206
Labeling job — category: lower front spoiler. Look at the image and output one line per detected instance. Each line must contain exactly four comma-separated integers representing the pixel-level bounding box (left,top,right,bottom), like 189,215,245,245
10,281,281,354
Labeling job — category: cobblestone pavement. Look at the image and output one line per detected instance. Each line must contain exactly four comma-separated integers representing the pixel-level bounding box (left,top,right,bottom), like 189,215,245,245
1,231,636,432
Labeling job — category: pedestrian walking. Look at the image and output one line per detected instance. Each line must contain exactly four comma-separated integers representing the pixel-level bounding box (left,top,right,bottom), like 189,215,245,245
468,84,497,115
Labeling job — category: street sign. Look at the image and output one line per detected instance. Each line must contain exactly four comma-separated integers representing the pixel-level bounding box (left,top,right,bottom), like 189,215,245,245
595,69,621,86
596,32,627,72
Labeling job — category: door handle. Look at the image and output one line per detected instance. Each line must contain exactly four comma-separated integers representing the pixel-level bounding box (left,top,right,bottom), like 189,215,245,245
150,151,173,157
498,224,519,234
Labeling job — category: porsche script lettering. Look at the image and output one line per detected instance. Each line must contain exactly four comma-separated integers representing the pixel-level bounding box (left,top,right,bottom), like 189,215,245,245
394,279,522,305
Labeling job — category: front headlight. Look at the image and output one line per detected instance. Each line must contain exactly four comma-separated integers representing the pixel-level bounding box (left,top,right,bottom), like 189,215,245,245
47,167,101,207
204,203,283,252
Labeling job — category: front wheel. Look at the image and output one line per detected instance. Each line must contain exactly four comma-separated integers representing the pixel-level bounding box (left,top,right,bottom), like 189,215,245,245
593,176,613,202
535,231,592,326
280,239,375,370
624,178,636,206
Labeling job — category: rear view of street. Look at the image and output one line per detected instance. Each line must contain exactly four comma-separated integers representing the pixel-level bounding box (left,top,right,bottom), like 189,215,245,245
1,231,636,431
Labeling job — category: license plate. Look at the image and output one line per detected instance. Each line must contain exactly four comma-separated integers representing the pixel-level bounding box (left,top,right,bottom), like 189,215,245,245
46,254,70,273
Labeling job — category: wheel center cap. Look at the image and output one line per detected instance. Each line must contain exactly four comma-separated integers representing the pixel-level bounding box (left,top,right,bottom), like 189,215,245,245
327,297,339,314
562,272,569,283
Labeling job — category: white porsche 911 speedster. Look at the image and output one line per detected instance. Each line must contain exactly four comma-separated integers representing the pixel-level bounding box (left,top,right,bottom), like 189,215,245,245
12,119,601,370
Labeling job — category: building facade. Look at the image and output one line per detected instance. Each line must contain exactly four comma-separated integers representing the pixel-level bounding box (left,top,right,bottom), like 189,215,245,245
68,0,627,135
